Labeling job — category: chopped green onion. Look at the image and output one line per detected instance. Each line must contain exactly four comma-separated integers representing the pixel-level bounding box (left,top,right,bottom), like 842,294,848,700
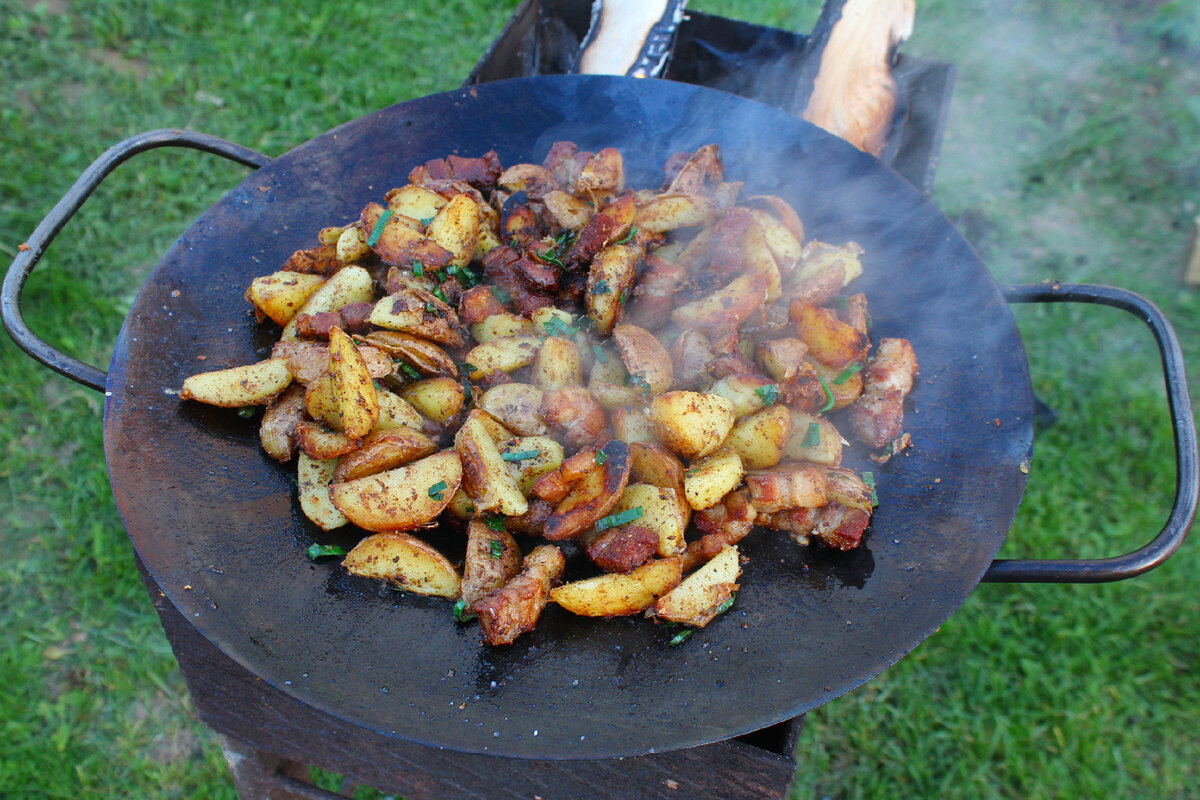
595,450,608,466
833,362,863,385
595,507,643,531
306,543,347,560
485,517,506,531
461,379,473,404
614,226,638,245
461,362,478,374
685,468,699,478
667,630,693,646
428,480,447,501
863,471,878,505
412,261,425,276
501,449,539,462
755,384,781,406
491,286,511,303
591,344,608,364
618,289,629,306
453,599,476,623
425,302,438,313
818,374,836,412
715,592,737,615
489,539,504,559
433,286,447,303
399,362,421,380
630,372,652,397
418,216,435,227
237,407,257,418
545,316,577,337
801,422,822,449
592,278,611,295
537,248,565,268
366,209,393,247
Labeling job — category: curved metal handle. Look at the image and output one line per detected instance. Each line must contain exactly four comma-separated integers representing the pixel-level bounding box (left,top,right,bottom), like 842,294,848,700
983,282,1198,582
2,129,272,392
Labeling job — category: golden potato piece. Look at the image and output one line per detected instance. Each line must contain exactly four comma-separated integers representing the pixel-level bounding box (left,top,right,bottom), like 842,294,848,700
470,312,535,343
550,557,682,617
614,483,688,557
648,391,736,460
374,387,426,432
259,383,306,462
532,336,583,390
329,327,380,439
542,439,632,541
246,271,326,326
297,452,348,530
461,519,523,607
613,323,673,398
180,358,292,407
478,383,547,436
649,544,740,627
683,449,745,511
399,377,464,424
343,532,460,598
611,406,657,444
426,194,480,269
330,450,462,532
332,427,438,483
385,184,447,220
456,412,528,516
789,297,869,370
361,201,453,269
498,436,565,496
633,193,717,233
585,243,640,336
462,335,543,377
280,265,374,340
295,420,361,460
785,410,843,466
723,405,793,470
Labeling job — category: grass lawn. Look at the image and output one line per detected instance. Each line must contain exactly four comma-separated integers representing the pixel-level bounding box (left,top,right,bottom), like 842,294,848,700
2,0,1197,798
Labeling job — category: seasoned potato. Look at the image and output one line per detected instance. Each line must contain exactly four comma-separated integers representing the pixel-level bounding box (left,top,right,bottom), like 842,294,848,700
649,544,740,627
356,331,456,378
586,243,640,336
543,189,592,229
374,387,426,432
740,223,783,303
259,384,307,462
478,384,547,436
808,358,863,411
385,184,447,221
706,374,776,419
670,271,768,329
180,358,292,407
246,271,326,326
343,532,460,598
749,208,804,267
756,338,809,383
723,405,793,469
683,449,745,511
550,557,682,617
498,435,565,495
785,410,844,465
789,297,869,369
456,412,528,516
532,336,583,390
614,483,688,557
274,340,393,385
462,335,542,377
361,201,453,268
336,225,371,263
295,420,361,459
329,327,380,439
399,377,464,424
332,427,438,483
281,265,374,340
368,286,464,347
792,239,863,286
543,439,631,541
648,391,736,459
426,194,480,268
613,323,673,398
588,345,640,410
634,193,717,233
471,312,534,343
297,452,348,530
628,442,686,491
330,450,462,531
461,519,522,607
304,374,341,430
611,406,656,443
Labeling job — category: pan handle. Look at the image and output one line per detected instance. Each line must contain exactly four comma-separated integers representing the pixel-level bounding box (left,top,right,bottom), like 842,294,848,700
1,129,272,393
982,282,1197,583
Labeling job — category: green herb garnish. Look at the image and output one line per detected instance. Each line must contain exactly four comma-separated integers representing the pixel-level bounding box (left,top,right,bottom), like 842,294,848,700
715,592,737,615
461,362,478,375
801,422,822,449
592,278,611,295
863,471,878,505
366,209,393,247
237,407,257,418
501,449,539,462
306,543,347,560
428,480,447,501
618,288,629,306
755,384,781,406
412,261,425,276
433,286,447,303
489,539,504,559
614,226,638,245
485,517,506,531
398,362,421,380
595,450,608,466
591,344,608,364
630,372,652,397
537,248,565,269
818,374,836,412
491,286,511,303
595,507,643,531
453,599,476,623
667,630,693,646
425,302,438,313
545,315,577,337
833,362,863,385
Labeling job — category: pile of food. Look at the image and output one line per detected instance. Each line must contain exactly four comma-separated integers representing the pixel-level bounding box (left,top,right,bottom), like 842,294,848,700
178,142,917,646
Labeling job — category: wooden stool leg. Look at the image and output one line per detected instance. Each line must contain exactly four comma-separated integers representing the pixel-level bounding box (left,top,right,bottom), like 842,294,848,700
219,734,352,800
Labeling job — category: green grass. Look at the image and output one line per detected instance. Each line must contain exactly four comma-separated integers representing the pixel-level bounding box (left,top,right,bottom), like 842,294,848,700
2,0,1197,798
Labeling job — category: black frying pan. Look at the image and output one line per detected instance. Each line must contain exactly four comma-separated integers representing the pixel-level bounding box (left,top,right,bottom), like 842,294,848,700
5,75,1193,760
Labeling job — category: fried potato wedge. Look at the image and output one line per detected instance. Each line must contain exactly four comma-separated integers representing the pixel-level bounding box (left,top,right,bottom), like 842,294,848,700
531,336,583,390
343,532,460,598
456,412,528,516
706,374,775,419
368,286,464,347
550,557,682,617
649,544,740,627
585,243,640,336
470,312,534,343
336,225,371,263
683,449,745,511
670,271,768,329
296,420,361,459
615,483,688,557
613,323,673,398
330,450,462,532
462,335,542,377
374,387,426,432
498,435,564,495
280,265,374,340
478,383,547,436
426,194,480,269
724,405,793,469
461,519,523,607
400,377,464,424
648,391,736,460
246,271,326,326
356,331,457,378
611,406,657,443
329,327,379,439
789,297,869,369
385,184,447,220
785,410,843,465
543,439,631,541
361,201,453,269
297,452,348,530
259,384,307,462
634,193,717,233
332,427,438,483
180,358,293,407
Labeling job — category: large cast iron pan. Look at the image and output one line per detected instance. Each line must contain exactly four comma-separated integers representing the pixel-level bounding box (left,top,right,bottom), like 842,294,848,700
4,76,1195,760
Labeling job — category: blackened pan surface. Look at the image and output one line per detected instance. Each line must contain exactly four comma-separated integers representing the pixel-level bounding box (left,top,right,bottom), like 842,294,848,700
104,75,1032,759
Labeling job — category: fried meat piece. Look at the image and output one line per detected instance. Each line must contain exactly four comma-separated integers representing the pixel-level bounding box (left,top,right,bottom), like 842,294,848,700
849,337,918,449
585,525,660,573
473,545,565,646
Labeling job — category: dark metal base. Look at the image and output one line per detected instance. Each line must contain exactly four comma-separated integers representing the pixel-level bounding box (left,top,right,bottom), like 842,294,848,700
136,556,806,799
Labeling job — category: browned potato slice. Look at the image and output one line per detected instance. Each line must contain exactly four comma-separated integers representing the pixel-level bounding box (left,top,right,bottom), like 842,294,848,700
785,410,843,465
474,545,565,646
355,331,457,378
478,384,547,436
683,449,745,511
296,420,362,459
445,487,476,519
614,483,688,557
649,544,740,627
463,335,543,377
280,265,374,340
259,383,307,462
470,312,534,343
332,427,438,483
400,377,464,424
792,240,863,286
749,209,803,269
297,452,348,530
588,345,640,410
426,194,480,268
585,243,640,336
361,201,453,269
317,224,348,245
633,193,717,233
385,184,447,220
724,405,793,470
628,442,686,490
613,323,673,398
460,519,523,607
343,532,460,598
543,439,632,541
374,386,426,432
573,147,625,195
741,222,783,302
706,374,775,419
648,391,736,460
304,374,341,430
612,406,656,443
808,358,863,411
329,327,379,439
542,189,593,229
497,163,560,199
550,557,682,617
670,271,769,329
273,340,393,384
330,450,462,531
532,337,583,390
180,358,292,407
757,338,809,383
456,412,528,516
368,286,464,347
789,297,869,369
336,225,371,263
246,271,326,326
498,436,564,495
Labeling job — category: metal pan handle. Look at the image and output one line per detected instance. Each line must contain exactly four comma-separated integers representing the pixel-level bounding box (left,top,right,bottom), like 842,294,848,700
982,282,1197,582
1,129,271,393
